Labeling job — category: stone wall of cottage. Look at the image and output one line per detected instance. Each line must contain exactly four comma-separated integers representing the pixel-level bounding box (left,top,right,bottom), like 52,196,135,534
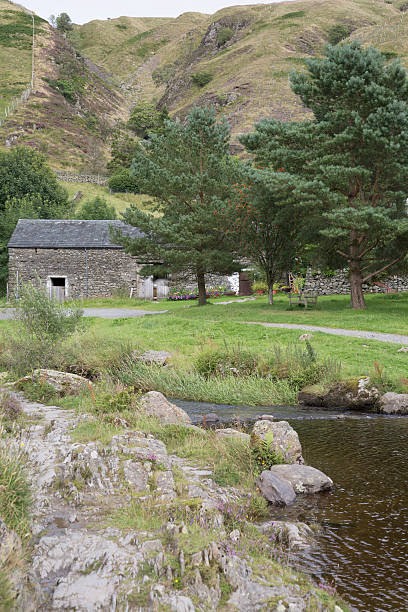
8,248,142,299
303,268,408,295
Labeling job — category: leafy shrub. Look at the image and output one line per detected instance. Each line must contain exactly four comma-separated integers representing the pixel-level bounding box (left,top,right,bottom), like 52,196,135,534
75,196,117,220
327,24,352,45
252,280,268,294
0,283,84,376
128,101,160,137
250,432,284,473
15,381,59,404
192,72,213,87
92,386,140,424
195,346,259,378
108,169,140,193
217,27,234,45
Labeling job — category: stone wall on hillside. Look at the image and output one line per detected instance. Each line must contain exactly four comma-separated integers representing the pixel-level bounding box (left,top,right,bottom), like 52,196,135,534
54,172,109,185
8,247,142,299
304,268,408,295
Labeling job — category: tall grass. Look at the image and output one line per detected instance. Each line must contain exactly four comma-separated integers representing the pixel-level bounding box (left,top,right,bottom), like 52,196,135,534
0,443,31,540
108,358,298,406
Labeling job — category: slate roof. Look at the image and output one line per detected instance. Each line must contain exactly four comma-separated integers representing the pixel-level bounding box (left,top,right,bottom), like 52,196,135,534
8,219,143,249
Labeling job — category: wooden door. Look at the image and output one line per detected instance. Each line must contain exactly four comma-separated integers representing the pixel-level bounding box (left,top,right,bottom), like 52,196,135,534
52,286,66,302
239,272,253,296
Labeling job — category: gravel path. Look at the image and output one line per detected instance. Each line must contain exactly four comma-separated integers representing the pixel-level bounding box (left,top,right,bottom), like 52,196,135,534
247,321,408,345
0,308,168,320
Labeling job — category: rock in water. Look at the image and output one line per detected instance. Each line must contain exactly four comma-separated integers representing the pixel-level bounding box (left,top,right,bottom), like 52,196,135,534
140,391,191,425
269,464,333,494
299,377,380,410
379,392,408,415
256,471,296,506
252,420,304,464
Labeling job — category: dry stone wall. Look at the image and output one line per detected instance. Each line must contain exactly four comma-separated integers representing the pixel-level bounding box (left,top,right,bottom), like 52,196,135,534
54,172,109,185
8,247,142,299
304,268,408,295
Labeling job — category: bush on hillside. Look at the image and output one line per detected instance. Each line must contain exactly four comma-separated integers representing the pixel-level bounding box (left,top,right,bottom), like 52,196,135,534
108,168,140,193
75,196,117,220
327,24,352,45
191,72,213,87
217,27,234,45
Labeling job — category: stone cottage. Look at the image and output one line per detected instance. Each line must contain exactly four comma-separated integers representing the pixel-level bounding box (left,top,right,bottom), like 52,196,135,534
7,219,169,300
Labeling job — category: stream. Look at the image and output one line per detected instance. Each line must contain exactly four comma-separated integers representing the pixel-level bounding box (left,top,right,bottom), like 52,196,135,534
174,400,408,612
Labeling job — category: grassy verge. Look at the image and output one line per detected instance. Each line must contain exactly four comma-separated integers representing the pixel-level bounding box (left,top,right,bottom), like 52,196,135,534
59,181,154,215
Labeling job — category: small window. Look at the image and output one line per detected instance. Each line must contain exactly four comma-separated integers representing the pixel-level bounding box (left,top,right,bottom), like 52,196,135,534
51,277,66,287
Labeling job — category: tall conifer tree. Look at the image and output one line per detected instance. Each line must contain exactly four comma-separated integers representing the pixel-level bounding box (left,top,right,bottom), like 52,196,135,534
118,106,240,305
241,42,408,309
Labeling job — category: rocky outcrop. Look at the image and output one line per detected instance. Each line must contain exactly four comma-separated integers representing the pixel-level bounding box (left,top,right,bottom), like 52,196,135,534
252,419,304,464
256,471,296,506
15,369,90,394
140,391,191,424
259,520,315,550
379,392,408,415
269,464,334,494
299,378,380,410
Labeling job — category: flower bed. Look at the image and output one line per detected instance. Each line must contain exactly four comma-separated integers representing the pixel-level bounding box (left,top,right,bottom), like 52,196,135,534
168,294,198,301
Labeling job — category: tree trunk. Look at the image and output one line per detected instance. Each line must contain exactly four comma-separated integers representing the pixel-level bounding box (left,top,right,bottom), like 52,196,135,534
267,279,274,305
197,271,207,306
350,241,366,309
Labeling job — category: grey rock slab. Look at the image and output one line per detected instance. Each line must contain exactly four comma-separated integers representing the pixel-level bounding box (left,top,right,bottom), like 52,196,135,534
269,464,334,494
141,391,191,425
123,460,150,492
136,349,172,365
379,392,408,415
253,420,304,464
215,428,250,442
52,573,117,610
164,594,196,612
256,471,297,506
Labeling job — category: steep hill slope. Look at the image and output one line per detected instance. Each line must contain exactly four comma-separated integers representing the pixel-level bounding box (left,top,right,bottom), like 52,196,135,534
0,1,125,170
75,0,408,151
1,0,408,169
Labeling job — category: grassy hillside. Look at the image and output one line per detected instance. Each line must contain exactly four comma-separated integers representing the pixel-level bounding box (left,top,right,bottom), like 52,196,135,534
59,181,153,215
0,0,45,114
74,0,408,149
1,0,408,167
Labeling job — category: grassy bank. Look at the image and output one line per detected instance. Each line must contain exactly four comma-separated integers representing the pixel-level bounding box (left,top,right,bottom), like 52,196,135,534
2,293,407,406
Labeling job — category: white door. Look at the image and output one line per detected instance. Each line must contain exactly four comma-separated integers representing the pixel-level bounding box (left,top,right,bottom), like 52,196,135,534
142,276,154,299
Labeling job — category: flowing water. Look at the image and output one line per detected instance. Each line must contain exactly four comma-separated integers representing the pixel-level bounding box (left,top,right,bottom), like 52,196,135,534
175,400,408,612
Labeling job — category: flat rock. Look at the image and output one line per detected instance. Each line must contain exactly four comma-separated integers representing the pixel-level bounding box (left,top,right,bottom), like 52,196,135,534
135,350,172,366
379,392,408,415
256,470,296,506
269,464,333,494
259,520,314,550
252,420,304,464
215,428,250,442
140,391,191,425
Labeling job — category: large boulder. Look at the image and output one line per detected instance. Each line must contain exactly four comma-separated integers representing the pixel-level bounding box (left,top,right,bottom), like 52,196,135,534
269,464,333,494
299,377,380,410
140,391,191,425
256,471,296,506
379,392,408,415
258,520,314,550
15,369,90,395
252,420,304,464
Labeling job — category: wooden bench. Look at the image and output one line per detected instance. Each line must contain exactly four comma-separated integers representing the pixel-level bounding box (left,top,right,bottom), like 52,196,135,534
288,291,318,308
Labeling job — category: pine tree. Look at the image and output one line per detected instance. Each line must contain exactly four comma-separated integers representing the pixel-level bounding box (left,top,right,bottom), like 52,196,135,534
241,42,408,309
117,106,240,305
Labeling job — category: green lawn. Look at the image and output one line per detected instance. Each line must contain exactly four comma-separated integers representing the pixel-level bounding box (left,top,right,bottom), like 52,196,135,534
77,292,408,335
2,293,407,406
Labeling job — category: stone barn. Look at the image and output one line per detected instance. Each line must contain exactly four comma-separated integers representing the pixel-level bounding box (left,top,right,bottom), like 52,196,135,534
7,219,169,300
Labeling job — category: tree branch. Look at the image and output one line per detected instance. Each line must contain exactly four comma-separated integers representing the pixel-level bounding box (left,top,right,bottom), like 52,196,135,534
362,254,406,282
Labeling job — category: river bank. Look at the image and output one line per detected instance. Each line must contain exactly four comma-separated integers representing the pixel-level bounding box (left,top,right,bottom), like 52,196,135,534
0,387,350,612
